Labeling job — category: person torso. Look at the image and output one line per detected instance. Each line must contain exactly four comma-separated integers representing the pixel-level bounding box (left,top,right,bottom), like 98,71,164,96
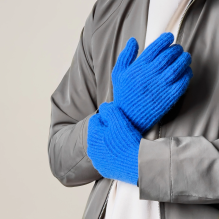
104,1,191,219
82,0,219,218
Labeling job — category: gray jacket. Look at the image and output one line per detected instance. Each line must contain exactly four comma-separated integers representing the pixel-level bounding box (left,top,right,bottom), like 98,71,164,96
47,0,219,218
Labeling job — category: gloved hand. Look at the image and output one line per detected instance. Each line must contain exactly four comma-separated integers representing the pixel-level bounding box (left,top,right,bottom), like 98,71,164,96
112,32,193,134
87,102,141,185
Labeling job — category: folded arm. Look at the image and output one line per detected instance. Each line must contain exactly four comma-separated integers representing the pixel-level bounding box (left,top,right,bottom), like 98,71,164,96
138,136,219,204
48,1,103,187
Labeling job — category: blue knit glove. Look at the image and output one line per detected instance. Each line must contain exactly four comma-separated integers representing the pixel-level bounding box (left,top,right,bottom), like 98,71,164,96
87,102,141,185
112,32,193,134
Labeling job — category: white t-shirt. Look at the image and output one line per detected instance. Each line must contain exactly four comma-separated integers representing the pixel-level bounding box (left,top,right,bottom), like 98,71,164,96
104,0,191,219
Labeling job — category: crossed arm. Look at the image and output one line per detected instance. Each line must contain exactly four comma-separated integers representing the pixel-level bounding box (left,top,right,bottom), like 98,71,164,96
48,1,219,204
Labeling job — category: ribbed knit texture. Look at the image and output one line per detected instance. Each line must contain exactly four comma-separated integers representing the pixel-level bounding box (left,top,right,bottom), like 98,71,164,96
87,102,141,185
112,32,193,134
87,33,193,185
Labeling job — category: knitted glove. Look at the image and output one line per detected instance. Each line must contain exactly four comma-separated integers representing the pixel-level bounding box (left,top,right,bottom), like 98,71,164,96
112,32,193,134
87,102,141,185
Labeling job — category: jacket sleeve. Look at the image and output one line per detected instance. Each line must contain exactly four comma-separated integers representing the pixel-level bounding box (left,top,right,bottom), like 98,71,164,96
47,1,102,187
138,136,219,204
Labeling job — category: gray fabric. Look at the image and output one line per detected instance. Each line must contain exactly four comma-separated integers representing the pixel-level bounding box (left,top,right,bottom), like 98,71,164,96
47,0,219,218
139,137,219,203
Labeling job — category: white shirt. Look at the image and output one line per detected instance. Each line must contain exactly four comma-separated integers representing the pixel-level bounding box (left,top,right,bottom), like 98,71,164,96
104,0,191,218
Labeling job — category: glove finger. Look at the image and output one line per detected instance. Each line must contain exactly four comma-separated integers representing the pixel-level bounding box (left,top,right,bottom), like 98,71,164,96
177,66,193,90
148,67,193,120
162,52,192,84
137,32,174,64
87,113,107,161
88,113,107,132
148,44,184,73
113,37,139,72
163,66,193,104
98,102,115,126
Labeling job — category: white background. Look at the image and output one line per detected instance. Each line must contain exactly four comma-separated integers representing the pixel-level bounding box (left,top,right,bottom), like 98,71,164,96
0,0,96,218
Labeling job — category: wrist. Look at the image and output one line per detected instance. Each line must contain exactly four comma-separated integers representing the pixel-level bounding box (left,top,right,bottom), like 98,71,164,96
99,102,141,185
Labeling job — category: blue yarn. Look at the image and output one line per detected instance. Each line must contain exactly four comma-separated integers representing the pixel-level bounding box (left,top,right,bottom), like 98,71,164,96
87,32,193,185
87,102,141,185
112,32,193,134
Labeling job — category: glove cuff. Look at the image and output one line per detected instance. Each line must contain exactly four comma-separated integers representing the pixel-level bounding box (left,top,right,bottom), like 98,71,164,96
88,102,141,185
99,102,141,185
